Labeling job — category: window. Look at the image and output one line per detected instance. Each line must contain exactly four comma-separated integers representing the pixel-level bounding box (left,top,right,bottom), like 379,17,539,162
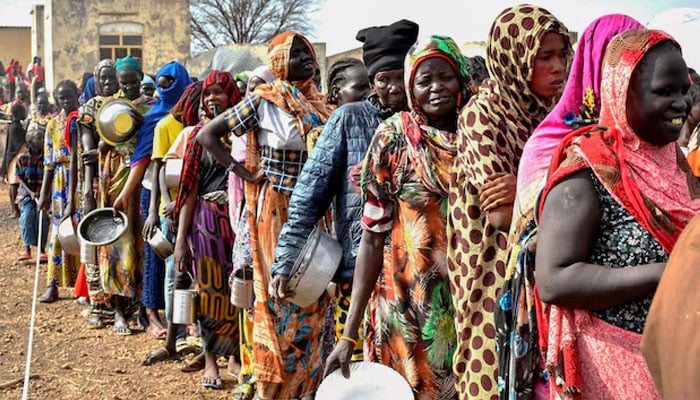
98,33,143,61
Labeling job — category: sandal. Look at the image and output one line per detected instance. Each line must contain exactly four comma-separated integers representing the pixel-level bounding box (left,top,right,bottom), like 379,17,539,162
39,253,48,263
201,374,222,389
142,347,180,366
18,252,31,262
180,357,205,373
147,325,168,340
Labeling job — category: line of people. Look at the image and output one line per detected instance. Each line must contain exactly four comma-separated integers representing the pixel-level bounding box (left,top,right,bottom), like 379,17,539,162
22,3,700,400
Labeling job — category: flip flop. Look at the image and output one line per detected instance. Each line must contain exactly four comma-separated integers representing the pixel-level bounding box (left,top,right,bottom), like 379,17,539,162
18,252,31,262
232,383,255,400
38,253,48,263
201,374,222,389
147,325,168,340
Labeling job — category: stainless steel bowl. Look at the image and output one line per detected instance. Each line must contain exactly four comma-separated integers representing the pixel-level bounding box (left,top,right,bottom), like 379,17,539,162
95,98,138,146
57,217,81,255
286,227,342,307
164,159,183,189
147,227,174,259
77,207,129,246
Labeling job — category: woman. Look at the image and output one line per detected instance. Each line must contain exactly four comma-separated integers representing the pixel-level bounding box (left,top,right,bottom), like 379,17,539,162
77,59,119,328
37,80,81,303
325,58,370,106
324,35,471,400
196,32,333,400
446,5,571,399
535,29,699,399
496,14,644,399
173,70,243,390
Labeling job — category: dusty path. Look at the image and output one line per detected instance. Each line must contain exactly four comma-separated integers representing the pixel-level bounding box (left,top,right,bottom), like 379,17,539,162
0,182,237,399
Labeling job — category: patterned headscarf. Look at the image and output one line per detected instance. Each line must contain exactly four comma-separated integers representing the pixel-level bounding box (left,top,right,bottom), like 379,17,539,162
201,69,242,118
115,55,142,73
405,35,472,116
515,14,644,229
93,59,116,97
254,32,333,136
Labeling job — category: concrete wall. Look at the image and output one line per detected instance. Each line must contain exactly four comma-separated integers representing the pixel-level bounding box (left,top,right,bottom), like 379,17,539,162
31,6,44,65
0,27,32,71
44,0,190,90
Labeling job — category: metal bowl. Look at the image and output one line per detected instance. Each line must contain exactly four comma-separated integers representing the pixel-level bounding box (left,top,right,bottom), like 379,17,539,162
164,159,183,189
146,227,174,259
57,217,80,255
286,227,342,307
77,207,129,246
95,98,138,146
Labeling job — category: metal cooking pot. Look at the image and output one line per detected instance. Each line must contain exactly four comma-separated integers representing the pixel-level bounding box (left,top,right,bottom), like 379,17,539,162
80,241,97,264
286,227,342,307
164,159,183,189
77,207,129,246
57,217,80,256
146,227,173,260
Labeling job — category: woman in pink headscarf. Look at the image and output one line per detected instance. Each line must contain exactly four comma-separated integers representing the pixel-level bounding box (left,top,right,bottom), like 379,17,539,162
495,14,644,400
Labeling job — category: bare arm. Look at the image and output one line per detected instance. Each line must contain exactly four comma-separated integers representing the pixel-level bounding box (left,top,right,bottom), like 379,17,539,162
80,125,97,212
142,159,162,237
535,170,664,309
112,162,148,215
173,179,198,272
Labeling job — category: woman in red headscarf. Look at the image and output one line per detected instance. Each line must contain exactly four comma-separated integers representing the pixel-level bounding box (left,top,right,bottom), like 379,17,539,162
172,70,243,390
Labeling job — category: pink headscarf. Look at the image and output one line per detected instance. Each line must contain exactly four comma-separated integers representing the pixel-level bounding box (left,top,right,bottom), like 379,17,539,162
514,14,645,223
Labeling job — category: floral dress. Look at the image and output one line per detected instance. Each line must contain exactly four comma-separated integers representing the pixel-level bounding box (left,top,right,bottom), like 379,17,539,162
361,113,457,400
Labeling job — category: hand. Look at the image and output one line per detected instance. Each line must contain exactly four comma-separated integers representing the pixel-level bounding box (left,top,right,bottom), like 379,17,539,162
247,169,266,184
479,173,516,212
165,216,175,234
163,201,175,218
174,240,192,273
129,108,144,126
142,213,159,239
323,339,354,379
112,193,127,216
268,275,289,300
83,195,96,215
38,192,50,212
81,149,98,166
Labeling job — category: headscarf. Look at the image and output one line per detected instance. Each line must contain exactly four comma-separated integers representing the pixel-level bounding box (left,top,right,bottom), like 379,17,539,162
131,61,191,165
174,70,241,226
364,35,468,199
140,75,155,87
245,65,274,97
78,76,96,105
93,59,116,97
515,14,644,226
254,32,333,136
115,55,142,72
472,4,571,149
537,29,700,398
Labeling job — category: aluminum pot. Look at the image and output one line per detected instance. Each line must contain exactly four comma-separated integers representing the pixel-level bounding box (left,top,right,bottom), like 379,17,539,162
172,288,198,325
164,159,183,189
230,268,254,309
146,227,173,260
286,227,342,307
77,207,129,247
95,98,138,147
57,217,80,256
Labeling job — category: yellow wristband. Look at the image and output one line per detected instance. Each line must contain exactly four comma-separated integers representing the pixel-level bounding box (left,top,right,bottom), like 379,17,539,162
339,335,359,348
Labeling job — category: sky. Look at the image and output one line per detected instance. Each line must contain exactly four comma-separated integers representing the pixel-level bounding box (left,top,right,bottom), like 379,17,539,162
310,0,700,54
1,0,699,57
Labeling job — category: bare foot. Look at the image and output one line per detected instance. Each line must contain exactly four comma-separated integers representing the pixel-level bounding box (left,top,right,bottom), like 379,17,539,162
146,308,165,331
38,285,58,303
228,355,241,377
142,347,179,366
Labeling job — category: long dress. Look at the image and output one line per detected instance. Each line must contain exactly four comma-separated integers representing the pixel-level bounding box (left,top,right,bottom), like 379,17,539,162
44,111,79,286
223,95,329,398
360,112,457,400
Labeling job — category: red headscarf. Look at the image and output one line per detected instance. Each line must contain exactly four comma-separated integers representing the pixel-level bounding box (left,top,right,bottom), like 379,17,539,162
173,70,242,227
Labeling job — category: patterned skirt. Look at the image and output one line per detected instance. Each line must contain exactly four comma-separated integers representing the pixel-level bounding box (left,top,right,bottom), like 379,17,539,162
190,197,238,356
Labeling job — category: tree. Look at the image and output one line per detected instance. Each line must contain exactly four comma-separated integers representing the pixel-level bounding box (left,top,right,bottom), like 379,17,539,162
190,0,322,54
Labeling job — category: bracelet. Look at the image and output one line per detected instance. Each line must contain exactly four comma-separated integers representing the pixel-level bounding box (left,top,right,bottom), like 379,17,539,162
339,335,359,348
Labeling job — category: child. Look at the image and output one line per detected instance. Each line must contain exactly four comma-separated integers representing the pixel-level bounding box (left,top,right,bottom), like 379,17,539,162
16,123,49,262
3,102,28,218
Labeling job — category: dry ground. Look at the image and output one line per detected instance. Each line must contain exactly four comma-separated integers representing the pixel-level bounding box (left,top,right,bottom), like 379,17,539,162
0,182,238,399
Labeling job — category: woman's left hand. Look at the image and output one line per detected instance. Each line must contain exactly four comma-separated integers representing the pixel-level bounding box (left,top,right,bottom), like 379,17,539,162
479,173,516,212
142,213,159,239
269,275,289,300
112,193,126,216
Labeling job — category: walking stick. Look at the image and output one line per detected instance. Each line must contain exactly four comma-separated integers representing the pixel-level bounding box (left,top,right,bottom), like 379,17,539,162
21,200,44,399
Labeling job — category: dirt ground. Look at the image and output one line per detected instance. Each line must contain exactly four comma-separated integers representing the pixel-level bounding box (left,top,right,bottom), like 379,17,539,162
0,182,238,399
